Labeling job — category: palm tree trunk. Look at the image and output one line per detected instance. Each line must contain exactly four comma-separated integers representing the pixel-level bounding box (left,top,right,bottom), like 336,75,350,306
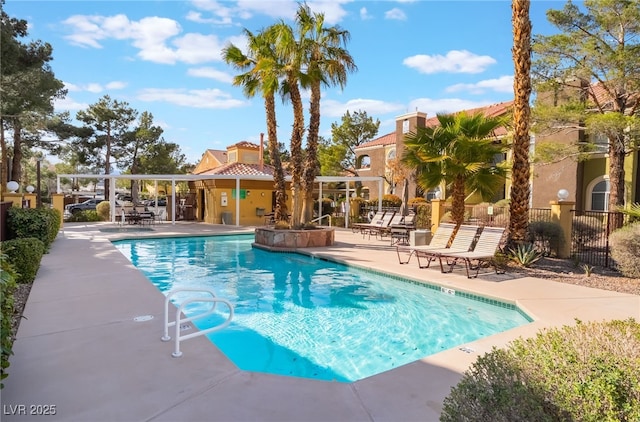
508,0,532,244
608,133,625,229
451,176,466,227
287,74,305,228
301,82,321,224
265,94,288,221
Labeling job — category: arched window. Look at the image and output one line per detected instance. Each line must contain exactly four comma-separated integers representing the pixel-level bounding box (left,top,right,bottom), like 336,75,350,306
386,148,396,162
586,176,610,211
357,155,371,169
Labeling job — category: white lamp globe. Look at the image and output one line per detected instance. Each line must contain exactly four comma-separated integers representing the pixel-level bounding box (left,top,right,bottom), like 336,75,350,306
7,181,19,193
26,185,35,193
557,189,569,201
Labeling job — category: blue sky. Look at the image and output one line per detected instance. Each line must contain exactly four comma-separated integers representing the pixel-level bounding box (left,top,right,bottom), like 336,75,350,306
7,0,563,165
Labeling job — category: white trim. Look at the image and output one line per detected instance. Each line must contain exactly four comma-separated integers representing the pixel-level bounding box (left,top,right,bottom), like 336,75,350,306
585,175,610,211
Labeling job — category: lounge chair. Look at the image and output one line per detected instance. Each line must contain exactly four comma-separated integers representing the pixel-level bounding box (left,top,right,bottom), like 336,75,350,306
396,222,456,264
373,212,404,240
352,211,385,233
360,211,396,239
437,226,506,278
413,224,480,269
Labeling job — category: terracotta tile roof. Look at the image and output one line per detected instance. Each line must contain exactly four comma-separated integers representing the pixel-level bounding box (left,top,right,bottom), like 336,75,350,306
208,149,227,164
198,162,285,177
356,101,514,150
230,141,260,149
587,82,639,112
357,132,396,149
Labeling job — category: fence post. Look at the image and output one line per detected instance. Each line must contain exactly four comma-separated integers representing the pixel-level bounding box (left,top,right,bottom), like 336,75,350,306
550,200,574,259
430,199,445,234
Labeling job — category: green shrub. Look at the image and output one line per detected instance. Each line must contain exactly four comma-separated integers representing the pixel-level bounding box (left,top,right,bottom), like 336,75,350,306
7,207,61,251
609,223,640,278
2,238,45,284
0,254,18,389
65,210,102,222
95,201,111,220
441,319,640,422
528,220,563,257
415,204,431,230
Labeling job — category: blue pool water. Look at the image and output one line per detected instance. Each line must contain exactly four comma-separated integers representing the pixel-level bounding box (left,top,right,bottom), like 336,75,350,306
114,234,531,382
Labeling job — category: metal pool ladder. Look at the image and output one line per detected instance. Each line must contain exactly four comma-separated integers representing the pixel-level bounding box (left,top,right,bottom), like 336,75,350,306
161,288,234,358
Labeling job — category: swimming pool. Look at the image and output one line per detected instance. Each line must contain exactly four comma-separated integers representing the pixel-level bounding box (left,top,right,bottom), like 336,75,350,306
114,234,531,382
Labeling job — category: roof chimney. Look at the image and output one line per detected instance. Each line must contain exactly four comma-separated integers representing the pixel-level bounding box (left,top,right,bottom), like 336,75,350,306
259,132,264,171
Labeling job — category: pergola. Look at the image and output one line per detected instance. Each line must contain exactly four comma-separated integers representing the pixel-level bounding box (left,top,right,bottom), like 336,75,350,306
57,173,385,227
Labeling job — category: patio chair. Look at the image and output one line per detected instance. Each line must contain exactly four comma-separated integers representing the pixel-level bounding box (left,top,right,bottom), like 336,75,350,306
390,213,417,246
362,211,396,239
373,212,404,240
437,226,506,278
352,211,385,233
396,222,456,264
413,224,480,269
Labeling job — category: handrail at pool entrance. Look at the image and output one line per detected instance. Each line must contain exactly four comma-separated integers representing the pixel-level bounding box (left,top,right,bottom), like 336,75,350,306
311,214,332,226
161,288,234,358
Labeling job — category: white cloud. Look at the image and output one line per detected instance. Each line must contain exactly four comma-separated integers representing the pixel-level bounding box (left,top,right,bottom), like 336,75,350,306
187,67,235,83
106,81,128,90
137,87,249,109
63,81,126,93
385,8,407,21
403,50,496,74
446,75,514,94
359,7,372,20
62,14,229,65
322,98,405,118
54,96,88,112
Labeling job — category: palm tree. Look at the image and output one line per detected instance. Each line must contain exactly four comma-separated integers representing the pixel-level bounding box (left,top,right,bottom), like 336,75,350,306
269,21,306,228
509,0,532,244
222,28,289,221
294,4,357,224
402,112,509,228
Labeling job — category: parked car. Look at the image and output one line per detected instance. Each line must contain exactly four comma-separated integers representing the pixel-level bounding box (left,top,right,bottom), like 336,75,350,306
144,198,167,207
65,198,104,214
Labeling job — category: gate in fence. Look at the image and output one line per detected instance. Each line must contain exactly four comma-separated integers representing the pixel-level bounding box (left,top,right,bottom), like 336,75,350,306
571,210,628,269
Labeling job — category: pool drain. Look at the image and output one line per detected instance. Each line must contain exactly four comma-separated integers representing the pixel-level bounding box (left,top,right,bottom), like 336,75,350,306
133,315,154,322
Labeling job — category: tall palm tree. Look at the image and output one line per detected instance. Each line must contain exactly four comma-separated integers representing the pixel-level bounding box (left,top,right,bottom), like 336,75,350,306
294,4,357,224
222,28,289,221
402,112,509,228
509,0,532,244
270,21,306,228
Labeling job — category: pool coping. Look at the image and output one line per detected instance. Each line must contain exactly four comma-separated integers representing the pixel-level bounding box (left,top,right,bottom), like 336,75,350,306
2,222,639,422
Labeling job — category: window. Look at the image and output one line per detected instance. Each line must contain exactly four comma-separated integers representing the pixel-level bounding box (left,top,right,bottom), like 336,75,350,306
386,148,396,162
357,155,371,169
587,176,610,211
402,119,409,134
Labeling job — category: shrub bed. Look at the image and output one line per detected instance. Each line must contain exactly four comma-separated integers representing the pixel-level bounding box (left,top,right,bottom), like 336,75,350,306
441,319,640,422
0,254,18,388
609,222,640,279
7,207,61,251
1,238,45,284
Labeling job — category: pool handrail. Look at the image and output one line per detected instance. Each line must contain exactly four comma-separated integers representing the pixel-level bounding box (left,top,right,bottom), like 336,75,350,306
161,288,234,358
311,214,332,226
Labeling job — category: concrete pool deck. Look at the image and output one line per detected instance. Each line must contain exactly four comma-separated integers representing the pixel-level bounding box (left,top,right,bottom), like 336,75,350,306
2,222,639,422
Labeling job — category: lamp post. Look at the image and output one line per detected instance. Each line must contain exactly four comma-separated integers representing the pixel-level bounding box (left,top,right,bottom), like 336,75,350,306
36,157,43,208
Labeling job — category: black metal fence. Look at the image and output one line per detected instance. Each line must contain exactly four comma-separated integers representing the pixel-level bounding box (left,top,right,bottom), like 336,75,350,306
571,210,629,269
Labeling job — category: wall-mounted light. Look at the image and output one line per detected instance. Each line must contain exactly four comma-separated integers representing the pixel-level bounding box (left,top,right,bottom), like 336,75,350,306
26,185,35,193
261,192,265,197
246,190,251,196
7,181,19,193
434,190,442,200
557,189,569,201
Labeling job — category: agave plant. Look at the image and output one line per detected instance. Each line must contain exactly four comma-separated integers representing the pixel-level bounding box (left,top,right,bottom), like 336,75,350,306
509,243,542,267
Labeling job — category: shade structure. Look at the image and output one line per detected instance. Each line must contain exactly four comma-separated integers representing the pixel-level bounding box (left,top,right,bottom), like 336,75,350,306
399,179,409,216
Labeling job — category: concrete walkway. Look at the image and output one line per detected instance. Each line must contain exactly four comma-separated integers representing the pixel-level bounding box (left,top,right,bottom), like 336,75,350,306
2,222,639,422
